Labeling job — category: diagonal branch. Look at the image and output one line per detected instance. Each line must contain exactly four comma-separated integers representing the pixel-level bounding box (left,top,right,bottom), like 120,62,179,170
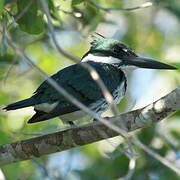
0,86,179,167
87,0,153,12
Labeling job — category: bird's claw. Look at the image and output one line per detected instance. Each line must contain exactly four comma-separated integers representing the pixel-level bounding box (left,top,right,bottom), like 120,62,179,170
68,121,76,128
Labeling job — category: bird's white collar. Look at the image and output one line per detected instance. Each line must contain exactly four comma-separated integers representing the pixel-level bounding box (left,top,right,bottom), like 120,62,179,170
81,53,121,64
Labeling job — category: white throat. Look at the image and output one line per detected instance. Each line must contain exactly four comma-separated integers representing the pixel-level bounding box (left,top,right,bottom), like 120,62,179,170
81,53,137,75
120,66,137,74
81,53,121,64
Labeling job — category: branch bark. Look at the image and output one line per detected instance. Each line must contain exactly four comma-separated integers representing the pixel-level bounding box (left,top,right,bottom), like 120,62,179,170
0,86,179,166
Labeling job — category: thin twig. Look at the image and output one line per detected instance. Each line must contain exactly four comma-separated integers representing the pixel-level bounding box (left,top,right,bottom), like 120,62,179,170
96,128,136,180
87,0,153,12
56,6,82,18
32,158,52,179
120,157,136,180
7,0,34,30
133,137,180,176
40,0,80,62
14,0,34,22
3,56,17,85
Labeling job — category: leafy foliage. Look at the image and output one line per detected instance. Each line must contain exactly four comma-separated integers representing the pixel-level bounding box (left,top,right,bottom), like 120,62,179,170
0,0,4,20
17,0,45,34
72,0,84,6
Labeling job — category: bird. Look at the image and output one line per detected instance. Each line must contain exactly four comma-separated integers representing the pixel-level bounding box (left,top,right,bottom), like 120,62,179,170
3,34,176,126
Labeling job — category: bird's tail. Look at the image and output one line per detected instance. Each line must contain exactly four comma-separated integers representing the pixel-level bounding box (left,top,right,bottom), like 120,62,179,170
3,97,36,111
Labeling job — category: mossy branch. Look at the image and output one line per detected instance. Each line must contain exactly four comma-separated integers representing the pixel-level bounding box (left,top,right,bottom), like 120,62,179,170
0,86,179,166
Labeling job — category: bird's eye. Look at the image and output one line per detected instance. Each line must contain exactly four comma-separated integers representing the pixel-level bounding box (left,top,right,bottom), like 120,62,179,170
113,45,121,54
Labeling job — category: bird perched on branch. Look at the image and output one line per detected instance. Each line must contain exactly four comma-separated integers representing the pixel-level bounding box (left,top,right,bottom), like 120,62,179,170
4,34,176,126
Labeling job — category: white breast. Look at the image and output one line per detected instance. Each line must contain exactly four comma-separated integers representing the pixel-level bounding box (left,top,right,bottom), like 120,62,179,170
112,80,126,104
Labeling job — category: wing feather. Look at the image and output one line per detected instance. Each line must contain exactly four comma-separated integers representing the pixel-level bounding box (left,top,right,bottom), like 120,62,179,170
28,62,124,123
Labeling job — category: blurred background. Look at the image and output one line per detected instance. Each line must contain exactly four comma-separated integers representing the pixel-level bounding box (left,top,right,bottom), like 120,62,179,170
0,0,180,179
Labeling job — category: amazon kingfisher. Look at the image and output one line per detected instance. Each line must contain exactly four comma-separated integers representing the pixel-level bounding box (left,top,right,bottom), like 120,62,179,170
4,34,176,126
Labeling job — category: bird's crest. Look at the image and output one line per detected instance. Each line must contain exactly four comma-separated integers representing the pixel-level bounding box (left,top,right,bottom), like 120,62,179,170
91,33,106,49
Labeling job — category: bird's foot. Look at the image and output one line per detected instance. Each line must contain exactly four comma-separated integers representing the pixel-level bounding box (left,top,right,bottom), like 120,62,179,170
68,121,76,128
104,116,110,120
93,116,110,122
93,118,98,122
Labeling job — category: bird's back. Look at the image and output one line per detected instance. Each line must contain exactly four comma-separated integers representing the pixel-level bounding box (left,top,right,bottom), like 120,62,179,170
33,61,126,103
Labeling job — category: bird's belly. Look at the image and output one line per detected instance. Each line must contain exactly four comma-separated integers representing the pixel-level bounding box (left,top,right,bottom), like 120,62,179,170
112,81,126,105
59,83,125,125
89,81,126,114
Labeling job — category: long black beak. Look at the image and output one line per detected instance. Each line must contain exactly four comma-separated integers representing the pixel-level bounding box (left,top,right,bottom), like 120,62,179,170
124,57,176,70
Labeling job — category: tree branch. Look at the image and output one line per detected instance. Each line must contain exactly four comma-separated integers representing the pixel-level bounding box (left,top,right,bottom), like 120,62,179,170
87,0,153,12
0,86,179,166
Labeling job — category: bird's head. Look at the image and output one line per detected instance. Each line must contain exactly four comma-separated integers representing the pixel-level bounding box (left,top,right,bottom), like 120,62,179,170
82,33,176,70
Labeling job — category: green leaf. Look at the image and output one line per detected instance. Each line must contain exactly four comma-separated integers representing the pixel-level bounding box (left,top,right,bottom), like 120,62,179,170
17,0,45,34
48,0,56,12
72,0,84,6
0,0,4,20
74,2,104,31
48,0,61,21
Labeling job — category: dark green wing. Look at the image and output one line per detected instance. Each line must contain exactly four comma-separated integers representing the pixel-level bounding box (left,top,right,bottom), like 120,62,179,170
28,61,125,123
34,61,124,103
